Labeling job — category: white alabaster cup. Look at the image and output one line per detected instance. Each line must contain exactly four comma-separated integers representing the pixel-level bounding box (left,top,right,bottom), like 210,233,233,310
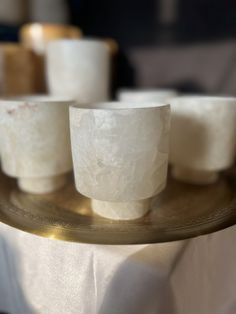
117,88,177,103
46,39,110,103
0,96,73,194
70,101,171,220
170,96,236,184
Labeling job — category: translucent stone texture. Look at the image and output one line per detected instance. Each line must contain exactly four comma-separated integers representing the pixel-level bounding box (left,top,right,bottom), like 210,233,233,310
70,101,171,220
170,96,236,184
0,96,73,193
46,39,110,103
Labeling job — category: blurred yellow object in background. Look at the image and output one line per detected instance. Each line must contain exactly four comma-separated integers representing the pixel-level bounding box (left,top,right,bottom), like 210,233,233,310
19,23,82,93
20,23,82,55
0,43,35,96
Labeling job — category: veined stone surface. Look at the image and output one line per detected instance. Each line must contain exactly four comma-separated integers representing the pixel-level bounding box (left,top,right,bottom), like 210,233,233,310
0,96,73,193
46,39,110,103
170,96,236,182
117,88,177,103
70,102,171,203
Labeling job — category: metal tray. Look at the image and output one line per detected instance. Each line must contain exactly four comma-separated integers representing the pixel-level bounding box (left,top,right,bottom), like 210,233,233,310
0,170,236,244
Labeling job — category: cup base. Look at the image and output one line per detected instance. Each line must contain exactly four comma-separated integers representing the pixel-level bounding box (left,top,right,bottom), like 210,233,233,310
172,166,219,185
91,198,150,220
18,174,68,194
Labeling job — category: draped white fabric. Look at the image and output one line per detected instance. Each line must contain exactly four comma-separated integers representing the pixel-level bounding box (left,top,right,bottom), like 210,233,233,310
0,223,235,314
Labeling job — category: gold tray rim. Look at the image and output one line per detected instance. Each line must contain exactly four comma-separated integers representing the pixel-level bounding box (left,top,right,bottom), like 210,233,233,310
1,171,236,245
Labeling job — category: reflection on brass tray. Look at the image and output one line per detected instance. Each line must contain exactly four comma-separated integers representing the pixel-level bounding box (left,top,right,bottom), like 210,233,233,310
0,170,236,244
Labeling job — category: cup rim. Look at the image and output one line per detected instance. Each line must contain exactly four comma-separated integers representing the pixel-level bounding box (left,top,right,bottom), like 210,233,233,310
47,38,109,49
70,101,169,110
170,95,236,103
118,88,177,96
0,95,74,105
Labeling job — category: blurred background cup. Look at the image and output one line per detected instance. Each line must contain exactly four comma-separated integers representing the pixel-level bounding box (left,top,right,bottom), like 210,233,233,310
70,101,171,220
170,96,236,184
46,39,110,103
20,23,82,93
117,88,177,102
0,96,73,194
0,43,36,96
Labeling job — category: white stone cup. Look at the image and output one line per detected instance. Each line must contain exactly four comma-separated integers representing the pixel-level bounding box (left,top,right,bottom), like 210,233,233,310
117,88,177,103
46,39,110,103
0,96,73,194
170,96,236,184
70,101,171,220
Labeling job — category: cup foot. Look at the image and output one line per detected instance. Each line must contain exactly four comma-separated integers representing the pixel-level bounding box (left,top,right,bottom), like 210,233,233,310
172,166,219,185
91,199,150,220
18,174,68,194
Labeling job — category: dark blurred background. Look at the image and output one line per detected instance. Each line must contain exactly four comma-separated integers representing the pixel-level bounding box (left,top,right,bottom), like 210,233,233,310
69,0,236,46
1,0,236,94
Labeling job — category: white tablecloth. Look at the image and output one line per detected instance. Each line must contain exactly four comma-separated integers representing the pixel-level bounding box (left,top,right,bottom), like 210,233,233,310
0,223,235,314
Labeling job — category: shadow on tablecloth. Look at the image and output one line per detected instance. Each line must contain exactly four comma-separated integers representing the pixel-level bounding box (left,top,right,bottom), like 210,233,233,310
98,241,187,314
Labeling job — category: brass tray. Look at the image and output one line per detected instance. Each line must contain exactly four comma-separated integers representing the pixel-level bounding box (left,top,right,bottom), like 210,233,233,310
0,170,236,245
